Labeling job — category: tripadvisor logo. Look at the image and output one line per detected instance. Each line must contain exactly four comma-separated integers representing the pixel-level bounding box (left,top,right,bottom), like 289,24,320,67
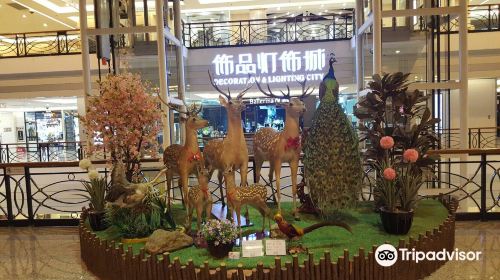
375,244,482,267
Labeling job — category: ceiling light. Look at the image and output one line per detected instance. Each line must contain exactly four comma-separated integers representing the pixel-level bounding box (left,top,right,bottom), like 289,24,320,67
273,15,276,19
22,14,27,18
324,9,328,12
286,11,290,15
43,23,48,27
291,14,295,17
11,0,75,29
277,6,281,10
395,50,401,54
318,12,322,15
298,6,302,9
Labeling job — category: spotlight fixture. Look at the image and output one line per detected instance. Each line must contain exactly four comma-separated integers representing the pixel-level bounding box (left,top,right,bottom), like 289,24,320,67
395,50,401,54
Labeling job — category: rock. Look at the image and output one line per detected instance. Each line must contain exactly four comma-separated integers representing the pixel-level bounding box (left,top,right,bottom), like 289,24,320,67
145,229,193,254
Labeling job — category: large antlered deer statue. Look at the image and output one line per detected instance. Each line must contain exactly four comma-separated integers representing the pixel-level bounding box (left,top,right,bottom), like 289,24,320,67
161,99,209,208
253,80,314,218
204,71,253,201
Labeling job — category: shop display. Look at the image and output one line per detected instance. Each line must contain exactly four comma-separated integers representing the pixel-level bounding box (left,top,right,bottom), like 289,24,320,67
253,80,313,218
354,72,439,234
224,168,271,232
80,73,161,181
205,71,253,192
303,54,363,219
79,159,108,231
161,100,209,207
186,168,213,231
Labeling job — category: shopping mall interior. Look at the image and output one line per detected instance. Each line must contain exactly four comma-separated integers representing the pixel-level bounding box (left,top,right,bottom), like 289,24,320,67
0,0,499,279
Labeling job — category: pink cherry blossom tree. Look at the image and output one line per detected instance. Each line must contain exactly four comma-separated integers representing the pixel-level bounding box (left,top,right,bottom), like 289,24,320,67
80,73,161,181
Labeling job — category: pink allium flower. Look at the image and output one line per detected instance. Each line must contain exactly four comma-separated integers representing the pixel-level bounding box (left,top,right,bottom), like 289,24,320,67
403,149,419,163
380,136,395,150
383,168,397,181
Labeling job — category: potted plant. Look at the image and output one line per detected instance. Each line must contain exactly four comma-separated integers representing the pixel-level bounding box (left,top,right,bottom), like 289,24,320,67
79,159,108,231
200,219,238,259
354,72,439,234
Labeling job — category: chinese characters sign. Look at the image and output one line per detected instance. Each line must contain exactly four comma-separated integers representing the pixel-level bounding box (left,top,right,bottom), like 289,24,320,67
211,48,327,86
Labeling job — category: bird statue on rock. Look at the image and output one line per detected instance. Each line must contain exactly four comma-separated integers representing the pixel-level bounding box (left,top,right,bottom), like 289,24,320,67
273,213,352,240
303,53,363,220
106,161,167,208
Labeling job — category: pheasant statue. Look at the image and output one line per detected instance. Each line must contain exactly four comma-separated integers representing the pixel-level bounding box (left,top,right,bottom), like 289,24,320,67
273,213,351,240
302,53,363,220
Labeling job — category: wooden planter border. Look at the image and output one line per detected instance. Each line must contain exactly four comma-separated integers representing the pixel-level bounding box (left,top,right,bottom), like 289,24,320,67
79,197,458,280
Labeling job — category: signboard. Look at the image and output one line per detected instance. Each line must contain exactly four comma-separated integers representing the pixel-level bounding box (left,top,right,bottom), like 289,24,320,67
6,166,25,175
211,48,328,86
242,240,264,258
265,239,287,256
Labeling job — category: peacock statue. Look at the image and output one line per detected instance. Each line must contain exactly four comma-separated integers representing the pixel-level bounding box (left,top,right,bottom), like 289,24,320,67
303,53,363,219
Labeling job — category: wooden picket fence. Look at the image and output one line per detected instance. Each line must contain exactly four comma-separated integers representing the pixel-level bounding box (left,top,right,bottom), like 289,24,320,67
79,197,458,280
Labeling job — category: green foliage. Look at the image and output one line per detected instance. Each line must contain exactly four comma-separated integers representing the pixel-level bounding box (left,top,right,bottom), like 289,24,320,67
200,219,238,245
354,72,440,169
81,177,107,212
355,72,440,211
105,195,175,238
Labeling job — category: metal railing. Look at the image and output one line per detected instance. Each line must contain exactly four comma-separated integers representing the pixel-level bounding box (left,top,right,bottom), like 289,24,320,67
1,148,499,226
182,11,354,48
0,30,94,58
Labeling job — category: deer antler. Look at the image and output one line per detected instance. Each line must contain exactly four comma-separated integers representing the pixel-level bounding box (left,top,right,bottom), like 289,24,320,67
208,70,253,100
187,102,203,116
158,95,189,115
297,79,315,99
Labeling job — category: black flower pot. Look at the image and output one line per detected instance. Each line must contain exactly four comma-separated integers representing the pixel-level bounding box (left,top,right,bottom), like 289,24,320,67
379,207,414,235
207,240,235,259
88,211,108,231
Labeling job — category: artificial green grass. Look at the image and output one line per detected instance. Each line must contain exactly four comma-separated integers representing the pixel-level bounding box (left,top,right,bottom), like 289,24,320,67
92,199,449,269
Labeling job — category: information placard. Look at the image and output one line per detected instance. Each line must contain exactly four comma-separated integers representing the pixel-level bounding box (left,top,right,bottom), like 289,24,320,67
265,240,287,256
242,240,264,258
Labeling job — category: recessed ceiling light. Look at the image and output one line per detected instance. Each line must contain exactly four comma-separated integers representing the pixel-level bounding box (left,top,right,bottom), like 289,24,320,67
318,12,322,15
43,23,48,27
22,14,27,18
298,6,302,9
395,50,401,54
324,9,328,12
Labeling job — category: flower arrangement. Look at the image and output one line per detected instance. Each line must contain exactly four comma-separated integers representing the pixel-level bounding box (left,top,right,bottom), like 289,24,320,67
80,73,162,182
200,219,239,246
354,72,440,212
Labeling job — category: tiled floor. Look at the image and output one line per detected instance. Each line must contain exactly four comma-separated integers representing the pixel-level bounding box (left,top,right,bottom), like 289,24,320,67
0,221,498,279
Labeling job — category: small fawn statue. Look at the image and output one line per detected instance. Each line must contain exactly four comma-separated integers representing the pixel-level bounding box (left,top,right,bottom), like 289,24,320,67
186,168,213,231
161,100,208,208
204,71,253,203
224,168,271,232
253,80,313,218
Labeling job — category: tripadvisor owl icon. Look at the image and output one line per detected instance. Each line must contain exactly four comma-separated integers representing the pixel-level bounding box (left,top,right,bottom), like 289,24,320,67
375,244,398,267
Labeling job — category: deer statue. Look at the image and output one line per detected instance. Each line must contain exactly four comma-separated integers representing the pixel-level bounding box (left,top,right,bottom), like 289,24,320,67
160,99,209,208
204,71,253,203
253,80,314,219
224,168,271,232
186,167,213,231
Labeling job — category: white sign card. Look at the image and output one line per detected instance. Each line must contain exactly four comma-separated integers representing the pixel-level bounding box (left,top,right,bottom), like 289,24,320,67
242,240,264,258
265,240,287,256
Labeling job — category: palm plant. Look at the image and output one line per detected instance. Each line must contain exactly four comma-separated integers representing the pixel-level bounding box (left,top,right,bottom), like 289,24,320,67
82,177,107,212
